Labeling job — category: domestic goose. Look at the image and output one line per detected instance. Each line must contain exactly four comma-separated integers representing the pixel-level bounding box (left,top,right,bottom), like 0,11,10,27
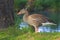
17,8,56,33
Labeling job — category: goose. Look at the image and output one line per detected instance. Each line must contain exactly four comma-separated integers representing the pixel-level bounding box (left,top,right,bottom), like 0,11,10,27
17,8,56,33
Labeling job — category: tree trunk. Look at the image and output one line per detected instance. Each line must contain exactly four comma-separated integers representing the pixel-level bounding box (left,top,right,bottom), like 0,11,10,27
0,0,14,28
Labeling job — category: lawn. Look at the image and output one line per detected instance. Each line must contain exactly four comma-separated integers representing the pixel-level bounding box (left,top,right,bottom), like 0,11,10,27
0,26,60,40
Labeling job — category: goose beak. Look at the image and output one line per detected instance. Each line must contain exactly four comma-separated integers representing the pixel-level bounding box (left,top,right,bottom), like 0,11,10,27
42,22,57,26
17,11,22,15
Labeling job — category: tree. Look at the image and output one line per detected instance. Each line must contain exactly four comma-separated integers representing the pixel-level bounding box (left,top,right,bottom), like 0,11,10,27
0,0,14,28
25,0,35,12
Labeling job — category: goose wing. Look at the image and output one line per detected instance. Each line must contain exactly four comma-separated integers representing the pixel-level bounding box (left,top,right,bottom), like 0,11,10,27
29,14,48,23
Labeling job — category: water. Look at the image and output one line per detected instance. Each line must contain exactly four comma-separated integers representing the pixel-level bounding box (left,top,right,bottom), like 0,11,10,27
19,22,60,32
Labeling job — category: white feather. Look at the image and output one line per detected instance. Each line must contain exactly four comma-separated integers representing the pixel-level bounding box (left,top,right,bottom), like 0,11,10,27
42,22,56,26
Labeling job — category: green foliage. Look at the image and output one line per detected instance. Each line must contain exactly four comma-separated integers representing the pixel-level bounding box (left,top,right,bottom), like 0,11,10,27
14,0,27,9
14,0,60,10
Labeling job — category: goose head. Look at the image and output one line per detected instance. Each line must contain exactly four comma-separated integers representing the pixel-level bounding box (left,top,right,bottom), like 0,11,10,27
17,9,27,15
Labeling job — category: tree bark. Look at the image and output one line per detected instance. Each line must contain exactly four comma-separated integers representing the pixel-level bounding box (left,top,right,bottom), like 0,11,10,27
0,0,14,28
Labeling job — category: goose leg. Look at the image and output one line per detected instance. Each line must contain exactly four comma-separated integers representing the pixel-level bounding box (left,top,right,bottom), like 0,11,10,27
34,26,38,33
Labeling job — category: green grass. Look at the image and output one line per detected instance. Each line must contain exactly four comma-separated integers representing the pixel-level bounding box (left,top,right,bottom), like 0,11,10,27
0,26,60,40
